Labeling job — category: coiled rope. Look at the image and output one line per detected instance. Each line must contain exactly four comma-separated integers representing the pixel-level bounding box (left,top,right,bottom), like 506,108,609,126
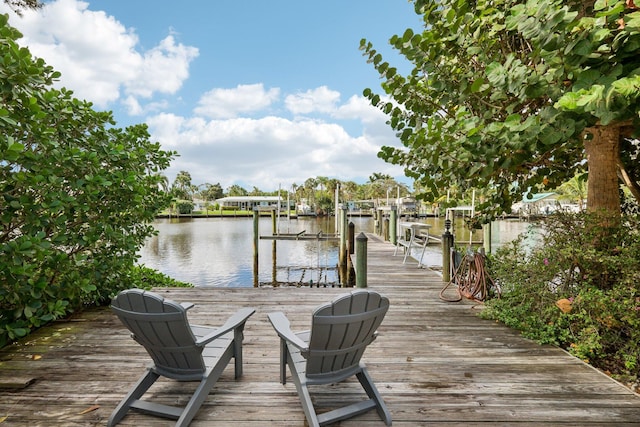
439,248,499,303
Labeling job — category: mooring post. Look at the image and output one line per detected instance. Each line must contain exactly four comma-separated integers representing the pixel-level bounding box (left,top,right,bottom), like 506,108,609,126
483,222,492,254
271,208,277,233
253,208,259,287
346,222,356,287
355,232,368,288
348,222,355,255
339,206,348,285
375,208,382,236
390,205,397,245
271,208,278,284
442,218,454,283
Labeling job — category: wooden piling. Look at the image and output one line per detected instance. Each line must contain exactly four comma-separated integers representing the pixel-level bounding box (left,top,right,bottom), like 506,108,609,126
390,205,397,245
483,222,492,254
252,208,259,287
338,207,348,286
355,232,367,288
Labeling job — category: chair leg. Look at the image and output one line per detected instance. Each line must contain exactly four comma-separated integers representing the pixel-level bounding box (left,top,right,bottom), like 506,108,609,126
279,338,288,385
175,374,218,427
357,367,392,426
107,369,160,427
288,365,320,427
233,329,244,379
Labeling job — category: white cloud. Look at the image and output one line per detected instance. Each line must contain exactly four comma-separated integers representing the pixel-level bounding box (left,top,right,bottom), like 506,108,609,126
335,95,386,123
122,96,171,116
127,34,198,99
146,112,403,191
193,84,280,119
284,86,341,115
1,0,197,109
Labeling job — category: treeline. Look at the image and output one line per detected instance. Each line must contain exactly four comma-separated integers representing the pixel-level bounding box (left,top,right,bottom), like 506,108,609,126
166,171,412,213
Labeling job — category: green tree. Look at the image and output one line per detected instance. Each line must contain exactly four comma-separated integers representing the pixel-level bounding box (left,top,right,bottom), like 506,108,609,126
0,15,174,346
557,174,588,209
363,174,409,200
198,182,223,202
303,177,318,207
172,170,193,200
361,0,640,221
227,184,248,197
341,180,360,201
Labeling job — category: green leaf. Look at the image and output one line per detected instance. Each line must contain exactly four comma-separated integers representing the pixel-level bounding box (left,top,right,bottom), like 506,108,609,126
470,77,485,93
556,92,580,111
10,328,29,339
576,85,604,108
608,75,640,97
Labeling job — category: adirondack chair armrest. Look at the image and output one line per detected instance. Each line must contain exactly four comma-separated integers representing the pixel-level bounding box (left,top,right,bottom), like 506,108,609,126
195,307,256,346
267,312,309,351
181,302,195,310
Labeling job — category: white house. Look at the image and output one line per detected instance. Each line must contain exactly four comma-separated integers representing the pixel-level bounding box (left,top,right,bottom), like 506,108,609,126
215,196,291,211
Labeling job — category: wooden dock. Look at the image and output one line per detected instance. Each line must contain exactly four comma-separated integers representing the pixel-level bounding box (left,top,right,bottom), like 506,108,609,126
1,234,639,426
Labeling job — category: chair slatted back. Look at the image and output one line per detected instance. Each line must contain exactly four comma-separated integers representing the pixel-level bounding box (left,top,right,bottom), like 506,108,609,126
305,290,389,378
111,289,206,379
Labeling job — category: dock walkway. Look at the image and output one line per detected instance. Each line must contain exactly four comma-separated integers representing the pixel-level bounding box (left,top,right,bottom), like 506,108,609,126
1,234,639,426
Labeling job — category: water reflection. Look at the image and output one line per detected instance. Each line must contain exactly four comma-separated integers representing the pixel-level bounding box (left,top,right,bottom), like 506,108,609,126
138,216,535,287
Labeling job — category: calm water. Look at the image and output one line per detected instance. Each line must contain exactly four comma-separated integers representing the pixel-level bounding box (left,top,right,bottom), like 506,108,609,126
137,216,535,287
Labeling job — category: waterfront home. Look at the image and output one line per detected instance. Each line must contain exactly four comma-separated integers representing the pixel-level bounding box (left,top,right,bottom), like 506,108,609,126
215,196,292,211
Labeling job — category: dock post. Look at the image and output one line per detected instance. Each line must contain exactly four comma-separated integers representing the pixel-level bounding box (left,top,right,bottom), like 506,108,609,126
442,218,454,283
339,206,348,285
390,205,397,245
483,222,492,254
253,208,259,287
271,208,278,284
355,232,368,288
346,222,356,287
375,209,382,236
348,222,355,255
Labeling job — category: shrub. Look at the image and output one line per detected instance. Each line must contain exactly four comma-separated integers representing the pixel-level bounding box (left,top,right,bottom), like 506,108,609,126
0,16,175,347
177,200,194,214
129,266,192,290
482,212,640,381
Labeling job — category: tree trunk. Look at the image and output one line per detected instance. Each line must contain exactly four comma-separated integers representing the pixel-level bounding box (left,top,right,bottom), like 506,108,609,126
583,125,621,216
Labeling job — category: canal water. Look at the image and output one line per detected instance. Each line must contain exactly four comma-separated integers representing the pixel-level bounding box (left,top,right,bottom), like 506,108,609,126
137,216,536,287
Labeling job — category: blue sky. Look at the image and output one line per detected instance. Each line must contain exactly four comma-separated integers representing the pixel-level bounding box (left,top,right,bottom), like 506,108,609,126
1,0,423,192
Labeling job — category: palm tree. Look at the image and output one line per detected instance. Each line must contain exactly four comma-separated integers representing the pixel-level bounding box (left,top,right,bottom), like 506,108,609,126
558,174,587,210
304,178,317,208
172,171,194,200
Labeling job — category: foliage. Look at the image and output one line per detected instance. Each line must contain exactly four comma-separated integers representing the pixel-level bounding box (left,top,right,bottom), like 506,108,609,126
3,0,41,15
0,16,175,347
315,194,334,214
198,182,223,201
177,200,194,214
129,266,192,290
227,184,249,197
482,212,640,380
172,170,194,200
360,0,640,220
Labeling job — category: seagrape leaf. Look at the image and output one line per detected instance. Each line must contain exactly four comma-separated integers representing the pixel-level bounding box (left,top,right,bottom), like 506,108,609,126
609,76,640,97
556,92,581,110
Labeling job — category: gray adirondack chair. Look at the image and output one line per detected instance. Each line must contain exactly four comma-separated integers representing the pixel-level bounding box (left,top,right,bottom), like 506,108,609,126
108,289,255,427
268,290,392,426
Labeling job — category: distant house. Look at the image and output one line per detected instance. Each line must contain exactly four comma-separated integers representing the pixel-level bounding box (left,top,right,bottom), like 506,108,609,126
345,200,375,212
396,197,417,212
215,196,291,211
512,192,560,216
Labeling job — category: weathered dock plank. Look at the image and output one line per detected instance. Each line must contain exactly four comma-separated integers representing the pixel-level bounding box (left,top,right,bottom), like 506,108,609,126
0,234,639,426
